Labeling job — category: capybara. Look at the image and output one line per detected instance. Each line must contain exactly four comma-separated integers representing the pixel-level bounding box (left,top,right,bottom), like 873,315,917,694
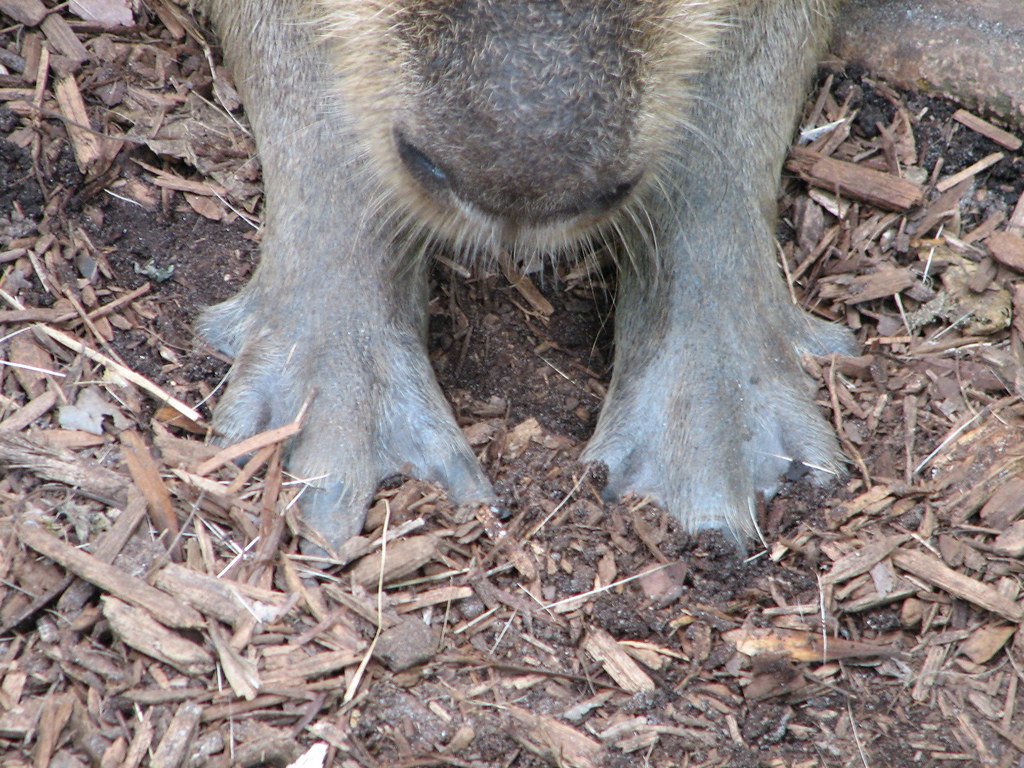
195,0,853,551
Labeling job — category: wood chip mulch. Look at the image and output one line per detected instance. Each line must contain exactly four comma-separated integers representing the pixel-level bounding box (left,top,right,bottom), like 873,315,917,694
2,3,1024,767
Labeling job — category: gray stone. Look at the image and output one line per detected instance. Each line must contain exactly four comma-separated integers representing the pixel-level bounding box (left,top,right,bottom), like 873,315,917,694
373,617,438,672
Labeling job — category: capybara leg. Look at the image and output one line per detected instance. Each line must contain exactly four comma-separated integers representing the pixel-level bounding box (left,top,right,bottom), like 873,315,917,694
583,0,853,544
200,0,493,550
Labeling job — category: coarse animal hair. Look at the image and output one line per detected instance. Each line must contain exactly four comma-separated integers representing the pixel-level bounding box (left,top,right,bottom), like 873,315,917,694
311,0,733,275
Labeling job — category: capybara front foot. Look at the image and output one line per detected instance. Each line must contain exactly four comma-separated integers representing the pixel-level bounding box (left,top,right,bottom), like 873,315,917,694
205,312,493,552
583,312,854,545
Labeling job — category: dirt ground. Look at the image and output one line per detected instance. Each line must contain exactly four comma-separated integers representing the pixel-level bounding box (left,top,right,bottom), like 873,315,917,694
2,3,1024,768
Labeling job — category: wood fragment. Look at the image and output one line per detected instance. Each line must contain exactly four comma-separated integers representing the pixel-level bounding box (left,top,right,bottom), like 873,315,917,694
993,520,1024,557
911,645,946,702
0,292,205,422
963,211,1007,243
0,493,146,634
53,74,102,171
936,152,1004,193
502,259,555,318
725,626,895,663
26,429,106,450
980,478,1024,529
959,624,1015,665
394,585,474,613
26,430,105,454
583,628,656,693
842,585,919,614
208,622,260,700
39,13,89,64
994,722,1024,754
195,420,301,475
598,716,654,751
1011,190,1024,230
349,534,441,587
745,663,806,701
913,179,971,237
953,109,1022,151
151,421,219,466
947,454,1024,525
322,582,400,629
986,231,1024,273
120,430,180,555
619,639,684,669
260,649,362,685
102,596,214,675
0,282,151,326
149,172,228,197
152,563,288,627
786,146,924,211
818,267,916,304
8,333,53,397
508,705,604,768
17,521,204,629
199,694,291,724
56,489,148,615
0,389,57,431
0,0,47,26
892,549,1024,622
145,0,189,39
821,535,909,586
121,711,154,768
0,700,42,741
0,430,129,503
33,693,75,768
149,701,202,768
121,689,211,706
957,710,998,765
